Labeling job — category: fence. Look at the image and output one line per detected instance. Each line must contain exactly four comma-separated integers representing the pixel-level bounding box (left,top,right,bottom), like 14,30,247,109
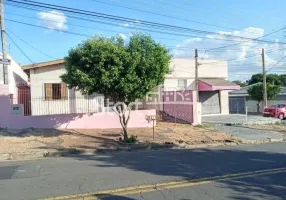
163,90,195,123
11,86,105,116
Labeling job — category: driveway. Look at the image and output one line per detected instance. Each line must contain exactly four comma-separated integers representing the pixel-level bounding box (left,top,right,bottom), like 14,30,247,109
202,114,281,125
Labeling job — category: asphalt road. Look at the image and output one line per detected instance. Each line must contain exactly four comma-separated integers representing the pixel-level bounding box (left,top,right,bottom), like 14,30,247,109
0,142,286,200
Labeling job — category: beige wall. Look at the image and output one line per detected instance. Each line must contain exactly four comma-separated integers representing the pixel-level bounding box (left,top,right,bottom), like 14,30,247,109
30,64,104,116
220,90,229,115
164,58,228,91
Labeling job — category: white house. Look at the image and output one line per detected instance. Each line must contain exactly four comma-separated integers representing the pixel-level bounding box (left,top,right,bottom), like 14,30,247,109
22,59,104,116
0,54,28,96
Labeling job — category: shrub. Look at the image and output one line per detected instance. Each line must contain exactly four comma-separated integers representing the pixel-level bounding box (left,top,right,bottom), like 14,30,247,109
127,135,137,143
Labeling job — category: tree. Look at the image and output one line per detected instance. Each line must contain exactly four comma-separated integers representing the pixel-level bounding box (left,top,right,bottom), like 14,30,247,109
232,80,247,87
247,83,280,113
61,34,171,141
247,74,263,85
279,74,286,87
248,73,283,86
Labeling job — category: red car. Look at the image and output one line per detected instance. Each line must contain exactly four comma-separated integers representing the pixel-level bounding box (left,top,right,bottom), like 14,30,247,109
262,104,286,120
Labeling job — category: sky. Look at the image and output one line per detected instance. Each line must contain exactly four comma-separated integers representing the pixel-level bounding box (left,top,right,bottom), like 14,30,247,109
3,0,286,81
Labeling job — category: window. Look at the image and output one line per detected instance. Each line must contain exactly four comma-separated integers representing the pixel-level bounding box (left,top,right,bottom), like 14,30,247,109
178,79,187,89
45,83,68,100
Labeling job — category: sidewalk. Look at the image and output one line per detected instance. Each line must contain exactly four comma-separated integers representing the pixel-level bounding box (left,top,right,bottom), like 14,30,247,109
212,124,286,144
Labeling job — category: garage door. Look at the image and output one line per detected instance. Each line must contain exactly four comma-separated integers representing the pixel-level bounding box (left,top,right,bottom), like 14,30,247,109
199,91,221,115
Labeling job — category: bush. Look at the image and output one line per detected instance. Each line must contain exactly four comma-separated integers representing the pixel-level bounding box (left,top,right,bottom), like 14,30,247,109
127,135,137,143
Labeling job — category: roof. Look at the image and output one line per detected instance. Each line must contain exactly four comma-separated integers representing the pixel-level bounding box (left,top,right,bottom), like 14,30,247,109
198,78,240,91
199,78,239,87
22,59,65,70
229,83,286,97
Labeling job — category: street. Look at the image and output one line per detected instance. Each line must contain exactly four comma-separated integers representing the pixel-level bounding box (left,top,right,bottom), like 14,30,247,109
0,142,286,200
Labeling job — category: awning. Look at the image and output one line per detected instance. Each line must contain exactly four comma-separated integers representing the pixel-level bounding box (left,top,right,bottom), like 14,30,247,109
198,79,240,91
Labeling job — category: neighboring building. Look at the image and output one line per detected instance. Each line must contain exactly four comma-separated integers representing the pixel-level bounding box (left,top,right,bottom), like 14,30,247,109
229,84,286,113
22,59,104,116
144,58,240,115
0,54,28,96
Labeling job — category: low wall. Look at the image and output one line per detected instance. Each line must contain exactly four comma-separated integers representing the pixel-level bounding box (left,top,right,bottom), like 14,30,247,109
0,96,155,129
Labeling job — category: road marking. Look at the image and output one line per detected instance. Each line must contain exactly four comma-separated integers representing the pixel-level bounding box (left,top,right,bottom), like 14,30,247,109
39,167,286,200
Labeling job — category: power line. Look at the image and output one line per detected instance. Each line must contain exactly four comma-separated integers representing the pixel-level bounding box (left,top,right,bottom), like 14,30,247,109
89,0,256,32
6,28,58,59
4,18,236,43
266,55,286,73
199,47,286,65
5,31,34,63
206,26,286,52
7,16,286,61
5,2,286,47
4,12,239,43
5,0,286,45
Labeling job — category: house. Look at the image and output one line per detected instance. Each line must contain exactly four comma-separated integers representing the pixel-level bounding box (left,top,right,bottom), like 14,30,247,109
22,59,104,116
144,58,240,116
229,84,286,113
0,54,28,96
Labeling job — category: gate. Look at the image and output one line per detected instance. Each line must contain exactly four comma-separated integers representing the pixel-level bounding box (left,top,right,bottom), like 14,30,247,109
229,97,245,113
18,86,31,116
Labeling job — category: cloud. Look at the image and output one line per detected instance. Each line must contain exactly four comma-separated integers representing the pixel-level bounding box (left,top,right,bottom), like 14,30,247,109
118,33,127,40
37,10,68,31
122,23,130,27
173,27,286,81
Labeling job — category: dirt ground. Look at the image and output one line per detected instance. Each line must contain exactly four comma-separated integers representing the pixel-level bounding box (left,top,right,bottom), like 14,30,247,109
0,122,233,154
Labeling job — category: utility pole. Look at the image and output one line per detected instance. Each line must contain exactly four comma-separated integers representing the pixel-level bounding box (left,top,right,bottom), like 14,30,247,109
262,48,267,108
195,49,199,102
0,0,8,84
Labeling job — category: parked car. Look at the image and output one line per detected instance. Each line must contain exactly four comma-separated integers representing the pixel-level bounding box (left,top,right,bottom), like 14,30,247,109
262,104,286,120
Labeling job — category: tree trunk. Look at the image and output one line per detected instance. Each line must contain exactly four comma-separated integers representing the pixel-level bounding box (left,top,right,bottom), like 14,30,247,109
257,102,260,113
122,123,128,142
114,103,131,142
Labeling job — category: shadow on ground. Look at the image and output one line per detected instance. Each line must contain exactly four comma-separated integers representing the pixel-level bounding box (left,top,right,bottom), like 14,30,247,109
64,144,286,200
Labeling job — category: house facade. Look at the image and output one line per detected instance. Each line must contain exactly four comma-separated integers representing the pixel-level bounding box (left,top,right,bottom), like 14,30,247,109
229,84,286,113
144,58,239,116
22,59,104,116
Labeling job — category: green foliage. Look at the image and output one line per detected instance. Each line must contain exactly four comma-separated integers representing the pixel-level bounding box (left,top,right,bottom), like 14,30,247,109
127,135,137,143
247,74,263,85
247,83,280,102
247,83,280,113
247,73,285,86
279,74,286,87
232,80,247,87
61,33,171,102
247,83,263,102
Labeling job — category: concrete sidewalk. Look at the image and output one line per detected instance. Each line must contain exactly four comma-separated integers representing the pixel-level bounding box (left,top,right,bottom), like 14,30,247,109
213,125,286,143
202,114,281,125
